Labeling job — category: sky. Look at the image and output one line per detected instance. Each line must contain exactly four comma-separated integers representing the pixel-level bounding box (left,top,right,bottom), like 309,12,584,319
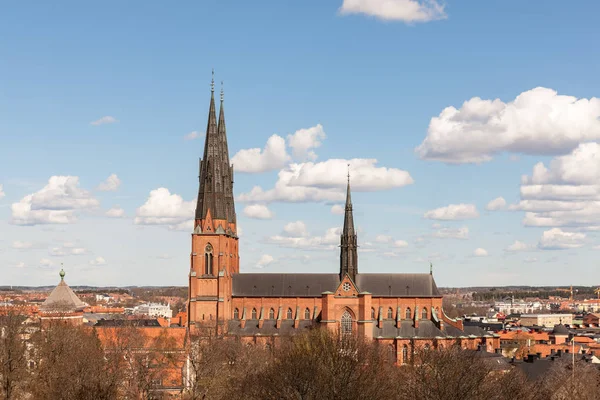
1,1,600,287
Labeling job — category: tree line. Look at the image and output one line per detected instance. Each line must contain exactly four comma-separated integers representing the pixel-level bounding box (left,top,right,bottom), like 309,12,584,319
2,308,600,400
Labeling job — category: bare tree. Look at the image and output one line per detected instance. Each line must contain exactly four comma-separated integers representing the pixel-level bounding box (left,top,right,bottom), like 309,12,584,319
0,307,28,400
29,322,121,400
237,328,402,400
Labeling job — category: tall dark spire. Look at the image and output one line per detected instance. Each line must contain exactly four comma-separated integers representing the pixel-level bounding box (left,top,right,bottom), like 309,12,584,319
340,166,358,282
195,72,236,225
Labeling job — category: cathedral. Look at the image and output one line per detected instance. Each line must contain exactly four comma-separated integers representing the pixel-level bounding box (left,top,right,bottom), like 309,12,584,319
187,78,499,363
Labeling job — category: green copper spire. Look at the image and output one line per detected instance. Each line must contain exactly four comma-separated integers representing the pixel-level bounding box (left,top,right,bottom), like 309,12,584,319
59,267,65,280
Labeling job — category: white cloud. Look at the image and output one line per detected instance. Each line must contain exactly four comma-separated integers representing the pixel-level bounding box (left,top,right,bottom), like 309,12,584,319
432,226,469,240
239,158,413,203
184,131,199,141
268,227,341,250
538,228,586,250
11,241,33,249
287,124,326,160
331,204,344,215
339,0,447,23
486,197,506,211
70,248,87,255
49,247,66,257
10,176,99,226
506,240,531,252
283,221,309,237
424,204,479,220
416,88,600,163
90,116,118,126
512,144,600,229
106,206,126,218
243,204,274,220
169,219,194,232
156,253,172,259
89,257,107,266
473,248,488,257
97,174,121,192
0,184,5,199
375,235,392,243
256,254,275,269
40,258,54,267
524,257,538,263
394,240,409,248
231,134,289,173
15,262,25,268
134,188,195,229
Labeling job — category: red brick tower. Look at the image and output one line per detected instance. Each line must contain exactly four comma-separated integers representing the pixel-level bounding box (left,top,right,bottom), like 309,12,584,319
188,74,238,333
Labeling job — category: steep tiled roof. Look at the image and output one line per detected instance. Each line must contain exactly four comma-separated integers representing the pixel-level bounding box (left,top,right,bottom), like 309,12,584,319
41,279,86,312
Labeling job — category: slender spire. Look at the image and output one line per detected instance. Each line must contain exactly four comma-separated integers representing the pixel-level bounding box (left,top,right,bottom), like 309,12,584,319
196,72,235,223
340,167,358,282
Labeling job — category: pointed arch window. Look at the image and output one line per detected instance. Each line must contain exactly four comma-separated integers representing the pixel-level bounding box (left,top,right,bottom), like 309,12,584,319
402,345,409,365
422,307,428,320
387,307,393,319
286,308,293,319
268,308,275,319
304,308,311,320
251,308,257,319
233,308,239,320
405,307,411,320
205,243,214,275
371,308,376,320
388,345,396,363
341,310,352,336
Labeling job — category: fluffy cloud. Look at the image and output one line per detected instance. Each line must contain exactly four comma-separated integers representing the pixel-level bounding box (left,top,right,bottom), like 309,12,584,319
339,0,446,23
106,206,126,218
48,247,66,257
538,228,586,250
256,254,275,269
268,226,341,250
40,258,54,267
239,158,413,203
10,176,99,225
287,124,326,160
486,197,506,211
184,131,199,141
134,188,195,229
331,204,344,215
11,241,33,249
394,240,409,248
431,226,469,240
231,134,289,173
243,204,274,220
473,248,488,257
513,144,600,229
97,174,121,192
90,116,118,126
424,204,479,220
506,240,531,252
416,88,600,163
375,235,392,243
283,221,309,237
90,257,107,266
0,184,4,199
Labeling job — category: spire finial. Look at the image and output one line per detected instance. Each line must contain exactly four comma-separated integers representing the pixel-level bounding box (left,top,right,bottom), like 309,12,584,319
220,81,224,102
59,263,65,280
430,262,433,275
347,163,350,185
211,69,215,93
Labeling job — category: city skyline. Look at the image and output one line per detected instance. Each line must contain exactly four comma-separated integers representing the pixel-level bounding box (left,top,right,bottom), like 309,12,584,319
2,1,600,287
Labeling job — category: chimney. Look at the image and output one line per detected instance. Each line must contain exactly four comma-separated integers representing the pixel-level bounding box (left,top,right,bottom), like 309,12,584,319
495,348,502,354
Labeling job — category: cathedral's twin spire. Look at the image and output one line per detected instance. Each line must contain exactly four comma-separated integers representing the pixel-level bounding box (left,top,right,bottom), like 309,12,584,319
195,71,236,226
340,165,358,282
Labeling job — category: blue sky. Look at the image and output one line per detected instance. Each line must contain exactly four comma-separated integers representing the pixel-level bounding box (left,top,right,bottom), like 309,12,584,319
2,1,600,287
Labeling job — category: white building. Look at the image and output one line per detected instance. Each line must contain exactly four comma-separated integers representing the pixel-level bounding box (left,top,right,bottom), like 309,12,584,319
133,302,172,318
493,298,548,315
